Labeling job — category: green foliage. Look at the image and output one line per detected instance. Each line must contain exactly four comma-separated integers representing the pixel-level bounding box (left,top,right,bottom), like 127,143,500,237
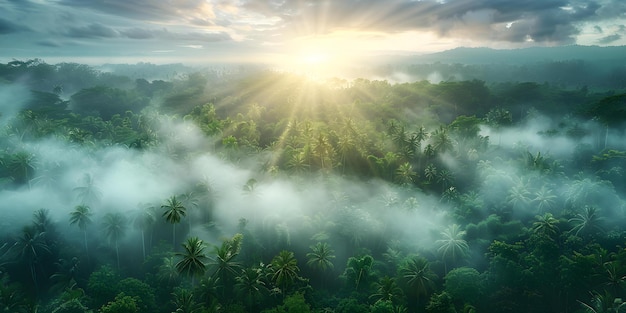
426,292,457,313
87,266,120,308
263,292,312,313
3,60,626,313
343,254,375,292
98,293,139,313
70,86,148,120
443,268,482,305
335,297,369,313
116,278,155,312
270,250,301,295
175,237,208,283
52,298,92,313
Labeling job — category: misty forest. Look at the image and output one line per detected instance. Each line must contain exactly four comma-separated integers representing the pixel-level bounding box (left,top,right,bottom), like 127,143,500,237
1,55,626,313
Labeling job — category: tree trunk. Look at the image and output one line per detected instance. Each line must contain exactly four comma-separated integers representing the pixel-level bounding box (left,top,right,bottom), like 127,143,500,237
141,231,146,260
116,242,120,269
172,224,176,249
84,230,89,254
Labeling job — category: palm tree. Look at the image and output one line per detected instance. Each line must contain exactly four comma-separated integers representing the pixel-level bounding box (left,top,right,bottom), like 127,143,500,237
343,254,374,291
171,288,202,313
578,290,626,313
306,242,335,288
270,250,300,296
533,186,557,213
49,257,80,293
33,208,54,234
286,151,310,174
179,192,199,230
312,133,333,170
69,204,92,254
306,242,335,272
395,162,416,186
133,203,156,260
436,224,469,272
102,212,127,269
431,126,454,154
424,164,437,182
236,266,268,312
73,173,102,206
370,276,402,304
210,234,243,295
157,256,180,285
13,226,51,293
531,213,560,239
176,237,208,286
569,206,603,237
507,184,531,210
197,275,221,308
399,256,437,309
603,261,626,296
436,169,454,192
162,195,186,247
7,151,36,187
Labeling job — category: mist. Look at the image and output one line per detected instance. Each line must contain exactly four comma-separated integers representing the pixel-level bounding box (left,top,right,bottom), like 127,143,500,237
1,56,626,313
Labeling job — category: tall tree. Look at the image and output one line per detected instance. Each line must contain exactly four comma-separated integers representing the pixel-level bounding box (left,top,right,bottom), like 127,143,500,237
306,242,335,272
7,151,36,187
531,213,560,239
13,226,51,294
235,266,268,312
436,224,469,272
102,212,127,269
344,254,375,292
210,233,243,296
69,204,92,254
270,250,301,296
569,206,603,238
133,203,156,260
162,195,187,247
179,191,199,230
370,276,403,304
399,256,437,310
306,242,335,288
176,237,208,286
73,173,102,206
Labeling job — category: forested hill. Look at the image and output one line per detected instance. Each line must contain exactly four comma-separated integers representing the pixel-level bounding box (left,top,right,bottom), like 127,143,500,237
409,45,626,65
1,59,626,313
377,45,626,88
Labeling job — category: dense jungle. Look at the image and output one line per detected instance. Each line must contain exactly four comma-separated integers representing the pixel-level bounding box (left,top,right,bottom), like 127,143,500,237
1,57,626,313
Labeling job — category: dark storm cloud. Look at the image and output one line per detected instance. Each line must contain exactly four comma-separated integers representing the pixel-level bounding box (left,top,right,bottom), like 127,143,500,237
242,0,607,44
0,17,27,34
119,28,232,42
66,23,119,38
598,34,622,44
121,28,156,40
58,0,210,21
37,40,62,47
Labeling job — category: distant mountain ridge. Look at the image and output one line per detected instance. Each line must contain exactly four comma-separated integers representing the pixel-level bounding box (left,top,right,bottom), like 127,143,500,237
403,45,626,65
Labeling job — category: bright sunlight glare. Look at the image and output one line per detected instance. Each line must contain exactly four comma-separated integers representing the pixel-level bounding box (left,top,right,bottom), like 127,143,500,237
301,52,330,65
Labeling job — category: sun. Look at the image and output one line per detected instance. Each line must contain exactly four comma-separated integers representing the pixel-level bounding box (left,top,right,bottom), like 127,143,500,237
300,52,330,65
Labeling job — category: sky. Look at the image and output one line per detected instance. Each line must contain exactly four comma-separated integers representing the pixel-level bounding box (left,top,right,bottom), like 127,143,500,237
1,0,625,66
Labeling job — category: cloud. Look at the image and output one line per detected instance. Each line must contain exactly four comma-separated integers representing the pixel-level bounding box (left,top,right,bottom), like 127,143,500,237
239,0,606,44
121,28,155,40
37,40,62,47
597,33,622,44
66,23,118,38
58,0,215,22
0,17,27,34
